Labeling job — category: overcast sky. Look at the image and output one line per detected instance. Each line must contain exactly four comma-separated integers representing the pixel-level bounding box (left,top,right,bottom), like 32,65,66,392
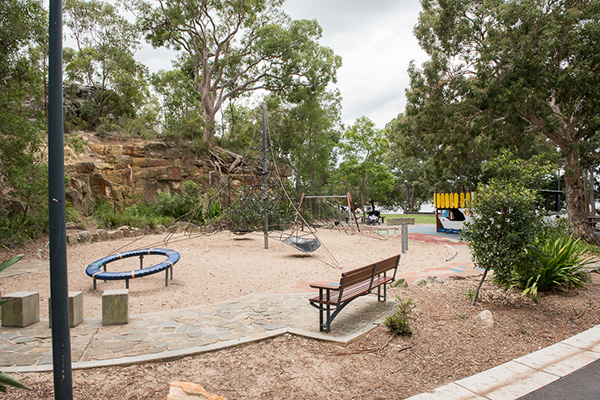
282,0,428,129
133,0,429,129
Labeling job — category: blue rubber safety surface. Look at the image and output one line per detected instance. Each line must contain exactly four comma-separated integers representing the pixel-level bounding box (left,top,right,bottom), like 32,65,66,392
517,358,600,399
85,248,180,281
408,224,462,240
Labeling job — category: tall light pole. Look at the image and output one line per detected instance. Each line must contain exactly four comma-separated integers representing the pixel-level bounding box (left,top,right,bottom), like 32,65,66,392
48,0,73,398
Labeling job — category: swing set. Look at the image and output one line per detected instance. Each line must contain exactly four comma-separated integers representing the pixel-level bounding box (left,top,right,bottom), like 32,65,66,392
299,192,360,233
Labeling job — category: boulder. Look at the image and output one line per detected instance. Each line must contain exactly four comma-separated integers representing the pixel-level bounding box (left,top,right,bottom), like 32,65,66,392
78,231,92,244
391,278,409,288
168,382,227,400
427,276,444,285
66,234,78,246
474,310,494,329
413,278,427,287
108,230,124,240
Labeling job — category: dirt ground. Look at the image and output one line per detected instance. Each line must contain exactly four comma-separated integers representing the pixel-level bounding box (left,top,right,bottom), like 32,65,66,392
2,230,600,399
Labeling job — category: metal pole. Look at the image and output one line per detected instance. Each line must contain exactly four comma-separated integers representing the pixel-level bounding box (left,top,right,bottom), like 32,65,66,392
401,223,408,254
404,180,409,214
48,0,73,398
262,102,268,249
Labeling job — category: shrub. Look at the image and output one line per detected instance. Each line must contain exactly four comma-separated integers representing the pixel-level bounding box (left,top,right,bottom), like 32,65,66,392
384,296,416,335
516,234,594,300
463,180,542,288
461,153,554,304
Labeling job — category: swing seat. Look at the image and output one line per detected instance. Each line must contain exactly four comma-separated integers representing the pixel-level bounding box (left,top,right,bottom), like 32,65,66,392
283,235,321,253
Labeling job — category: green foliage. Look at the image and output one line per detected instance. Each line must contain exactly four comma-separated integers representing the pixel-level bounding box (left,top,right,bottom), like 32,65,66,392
384,296,416,336
63,0,153,132
92,181,221,229
515,234,594,300
411,0,600,240
0,254,24,273
138,0,341,144
0,0,49,247
462,154,552,288
335,117,396,209
93,199,172,229
465,288,481,303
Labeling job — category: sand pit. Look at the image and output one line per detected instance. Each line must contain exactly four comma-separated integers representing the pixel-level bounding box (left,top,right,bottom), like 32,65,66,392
0,229,453,320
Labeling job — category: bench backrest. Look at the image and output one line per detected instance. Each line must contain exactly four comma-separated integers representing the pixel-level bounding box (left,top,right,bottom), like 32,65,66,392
374,254,400,280
339,263,376,290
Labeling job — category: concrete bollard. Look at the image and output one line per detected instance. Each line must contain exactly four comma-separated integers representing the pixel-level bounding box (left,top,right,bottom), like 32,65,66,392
49,291,84,328
102,289,129,325
1,292,40,328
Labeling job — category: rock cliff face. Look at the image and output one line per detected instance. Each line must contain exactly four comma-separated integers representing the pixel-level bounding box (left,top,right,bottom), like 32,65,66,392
65,133,282,214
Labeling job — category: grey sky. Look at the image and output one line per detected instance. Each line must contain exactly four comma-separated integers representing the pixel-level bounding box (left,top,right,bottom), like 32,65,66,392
282,0,428,128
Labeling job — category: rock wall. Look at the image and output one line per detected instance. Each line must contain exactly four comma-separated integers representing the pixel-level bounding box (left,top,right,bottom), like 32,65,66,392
65,134,285,214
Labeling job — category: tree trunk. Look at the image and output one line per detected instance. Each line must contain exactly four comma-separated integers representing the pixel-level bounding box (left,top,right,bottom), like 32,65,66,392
471,267,488,306
564,150,596,242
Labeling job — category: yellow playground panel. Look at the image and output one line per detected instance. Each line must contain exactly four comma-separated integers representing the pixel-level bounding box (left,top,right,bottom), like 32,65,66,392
434,192,474,209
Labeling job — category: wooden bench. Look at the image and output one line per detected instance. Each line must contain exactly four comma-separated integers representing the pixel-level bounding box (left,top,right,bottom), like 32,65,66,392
309,254,401,332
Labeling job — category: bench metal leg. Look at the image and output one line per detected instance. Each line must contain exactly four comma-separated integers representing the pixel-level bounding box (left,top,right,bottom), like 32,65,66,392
377,284,387,302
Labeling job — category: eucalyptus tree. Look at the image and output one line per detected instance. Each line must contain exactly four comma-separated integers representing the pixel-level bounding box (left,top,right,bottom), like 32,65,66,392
335,117,396,210
0,0,48,244
135,0,341,149
63,0,150,128
412,0,600,240
265,87,342,194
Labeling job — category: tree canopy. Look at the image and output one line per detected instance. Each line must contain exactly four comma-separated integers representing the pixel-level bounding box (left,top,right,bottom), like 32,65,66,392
390,0,599,239
135,0,341,147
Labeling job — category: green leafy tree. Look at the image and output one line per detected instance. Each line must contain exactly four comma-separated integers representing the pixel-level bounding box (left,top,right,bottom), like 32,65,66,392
64,0,151,130
462,154,554,304
136,0,341,147
336,117,396,210
0,0,48,246
151,68,205,140
414,0,600,241
264,87,342,194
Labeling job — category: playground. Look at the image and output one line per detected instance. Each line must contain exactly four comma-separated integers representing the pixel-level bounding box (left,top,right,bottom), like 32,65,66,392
0,225,599,399
0,228,452,320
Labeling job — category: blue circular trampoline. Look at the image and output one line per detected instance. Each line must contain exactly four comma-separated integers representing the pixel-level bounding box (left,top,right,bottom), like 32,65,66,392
85,248,180,289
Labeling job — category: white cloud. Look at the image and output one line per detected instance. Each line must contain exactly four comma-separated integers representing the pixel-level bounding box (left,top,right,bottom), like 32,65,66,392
283,0,428,129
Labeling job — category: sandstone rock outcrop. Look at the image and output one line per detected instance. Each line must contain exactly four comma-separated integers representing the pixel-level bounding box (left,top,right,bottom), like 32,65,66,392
64,133,290,214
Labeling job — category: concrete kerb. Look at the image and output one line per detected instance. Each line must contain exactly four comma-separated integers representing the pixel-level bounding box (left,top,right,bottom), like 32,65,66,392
404,324,600,400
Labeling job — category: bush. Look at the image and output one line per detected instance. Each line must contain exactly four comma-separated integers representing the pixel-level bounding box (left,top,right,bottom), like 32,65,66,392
384,296,415,335
461,153,554,303
462,180,542,287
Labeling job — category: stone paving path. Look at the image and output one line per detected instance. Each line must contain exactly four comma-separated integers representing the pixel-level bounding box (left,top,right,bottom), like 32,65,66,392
0,229,478,373
0,292,397,373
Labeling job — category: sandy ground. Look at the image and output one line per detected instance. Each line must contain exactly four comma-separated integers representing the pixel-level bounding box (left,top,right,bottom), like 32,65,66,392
0,229,453,320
